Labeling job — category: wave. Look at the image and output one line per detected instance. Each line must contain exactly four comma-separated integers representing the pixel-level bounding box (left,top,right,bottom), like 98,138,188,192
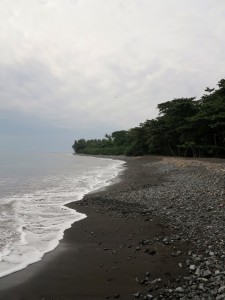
0,158,124,278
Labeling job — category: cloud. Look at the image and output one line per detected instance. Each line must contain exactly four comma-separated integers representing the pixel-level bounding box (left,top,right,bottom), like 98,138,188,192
0,0,225,151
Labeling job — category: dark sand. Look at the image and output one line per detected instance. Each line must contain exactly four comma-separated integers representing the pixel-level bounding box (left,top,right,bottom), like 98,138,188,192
0,156,193,300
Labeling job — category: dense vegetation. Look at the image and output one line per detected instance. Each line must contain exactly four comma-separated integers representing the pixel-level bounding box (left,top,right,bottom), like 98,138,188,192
72,79,225,157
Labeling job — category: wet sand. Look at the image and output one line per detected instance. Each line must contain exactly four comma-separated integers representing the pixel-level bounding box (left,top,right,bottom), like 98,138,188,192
0,156,194,300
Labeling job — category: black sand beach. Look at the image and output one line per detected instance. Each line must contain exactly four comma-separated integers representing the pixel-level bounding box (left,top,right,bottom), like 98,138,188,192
0,155,225,299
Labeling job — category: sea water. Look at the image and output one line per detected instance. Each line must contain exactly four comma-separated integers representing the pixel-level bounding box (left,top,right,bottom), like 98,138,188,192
0,152,124,278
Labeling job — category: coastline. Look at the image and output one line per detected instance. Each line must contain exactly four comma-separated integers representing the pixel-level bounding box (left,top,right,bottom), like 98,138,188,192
0,155,225,299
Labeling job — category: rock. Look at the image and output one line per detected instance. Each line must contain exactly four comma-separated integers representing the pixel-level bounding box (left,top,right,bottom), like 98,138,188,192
114,294,120,299
162,238,170,245
140,278,148,285
189,265,196,271
133,291,141,298
195,267,201,276
145,294,153,300
186,259,191,266
150,278,161,284
175,287,184,293
216,294,225,300
198,277,208,282
203,270,211,278
218,286,225,294
198,283,205,291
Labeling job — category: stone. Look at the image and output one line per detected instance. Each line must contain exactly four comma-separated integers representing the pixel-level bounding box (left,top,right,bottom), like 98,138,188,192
150,278,161,284
195,268,201,276
133,291,140,298
218,286,225,294
216,294,225,300
175,287,184,293
189,265,196,271
145,294,153,300
203,270,211,278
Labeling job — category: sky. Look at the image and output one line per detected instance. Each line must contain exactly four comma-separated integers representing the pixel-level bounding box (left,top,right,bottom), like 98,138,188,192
0,0,225,152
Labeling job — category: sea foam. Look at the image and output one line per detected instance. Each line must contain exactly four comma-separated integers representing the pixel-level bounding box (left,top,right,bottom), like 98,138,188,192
0,157,124,278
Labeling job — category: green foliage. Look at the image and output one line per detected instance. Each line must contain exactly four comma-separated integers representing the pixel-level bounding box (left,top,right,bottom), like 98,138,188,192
72,78,225,158
79,146,126,155
111,130,127,146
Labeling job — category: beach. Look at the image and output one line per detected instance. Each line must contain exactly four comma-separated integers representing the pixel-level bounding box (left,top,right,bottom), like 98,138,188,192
0,155,225,299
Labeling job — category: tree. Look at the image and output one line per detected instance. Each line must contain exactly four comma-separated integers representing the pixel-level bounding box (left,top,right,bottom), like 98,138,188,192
111,130,127,146
72,78,225,158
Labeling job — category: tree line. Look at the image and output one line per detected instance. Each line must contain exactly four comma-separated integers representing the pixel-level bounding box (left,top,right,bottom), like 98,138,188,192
72,79,225,157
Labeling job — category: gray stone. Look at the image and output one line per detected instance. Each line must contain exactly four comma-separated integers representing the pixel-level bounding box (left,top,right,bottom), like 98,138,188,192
203,270,212,278
216,294,225,300
218,286,225,294
175,287,184,293
189,265,196,271
133,291,140,298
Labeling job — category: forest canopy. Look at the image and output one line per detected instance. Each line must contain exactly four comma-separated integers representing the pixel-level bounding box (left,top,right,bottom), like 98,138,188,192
72,79,225,158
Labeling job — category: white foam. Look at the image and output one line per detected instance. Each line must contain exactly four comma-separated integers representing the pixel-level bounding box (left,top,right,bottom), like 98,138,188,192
0,158,125,278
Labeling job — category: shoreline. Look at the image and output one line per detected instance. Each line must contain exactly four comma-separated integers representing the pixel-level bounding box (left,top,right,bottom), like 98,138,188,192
0,155,124,282
0,155,225,299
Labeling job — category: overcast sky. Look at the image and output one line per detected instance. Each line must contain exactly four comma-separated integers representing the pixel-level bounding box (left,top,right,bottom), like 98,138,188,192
1,0,225,151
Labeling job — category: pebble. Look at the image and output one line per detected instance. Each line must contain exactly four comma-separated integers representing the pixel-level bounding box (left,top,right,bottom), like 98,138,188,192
203,270,211,278
216,294,225,300
218,286,225,294
189,265,196,271
133,291,141,298
150,278,161,284
84,158,225,299
175,287,184,293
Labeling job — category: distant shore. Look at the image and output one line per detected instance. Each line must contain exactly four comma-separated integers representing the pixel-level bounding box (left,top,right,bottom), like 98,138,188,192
1,155,225,299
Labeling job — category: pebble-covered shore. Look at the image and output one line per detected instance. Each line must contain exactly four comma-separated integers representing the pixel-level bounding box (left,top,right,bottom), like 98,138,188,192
1,156,224,300
82,157,225,299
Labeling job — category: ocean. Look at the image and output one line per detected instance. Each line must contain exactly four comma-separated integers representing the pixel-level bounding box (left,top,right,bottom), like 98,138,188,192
0,152,124,278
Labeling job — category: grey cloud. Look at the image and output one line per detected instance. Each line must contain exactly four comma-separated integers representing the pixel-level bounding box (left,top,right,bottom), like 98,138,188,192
1,0,225,152
0,61,60,107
